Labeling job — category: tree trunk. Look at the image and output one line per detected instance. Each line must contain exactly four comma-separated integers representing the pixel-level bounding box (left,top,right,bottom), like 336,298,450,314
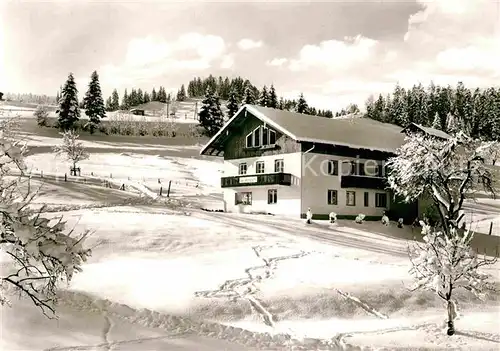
446,299,457,336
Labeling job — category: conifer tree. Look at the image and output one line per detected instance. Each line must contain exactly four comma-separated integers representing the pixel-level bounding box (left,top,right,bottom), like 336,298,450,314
137,88,144,105
105,96,112,111
243,85,256,105
121,89,129,110
111,89,120,111
296,93,308,114
151,88,157,101
198,87,224,137
432,112,442,130
268,84,278,108
177,84,187,101
446,113,460,135
278,97,285,110
143,91,150,103
57,72,80,131
82,70,106,134
259,85,269,107
226,89,240,119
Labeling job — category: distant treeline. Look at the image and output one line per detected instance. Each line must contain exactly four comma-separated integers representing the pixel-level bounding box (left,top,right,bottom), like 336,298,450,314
365,82,500,141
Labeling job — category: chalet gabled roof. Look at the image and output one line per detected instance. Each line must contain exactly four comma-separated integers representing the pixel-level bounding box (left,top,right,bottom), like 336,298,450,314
200,104,407,156
402,122,451,140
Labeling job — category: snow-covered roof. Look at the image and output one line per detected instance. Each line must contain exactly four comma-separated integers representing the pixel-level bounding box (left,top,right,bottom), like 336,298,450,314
403,123,451,140
200,105,407,156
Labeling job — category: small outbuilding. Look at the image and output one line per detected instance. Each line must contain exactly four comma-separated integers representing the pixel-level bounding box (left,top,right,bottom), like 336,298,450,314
130,108,145,116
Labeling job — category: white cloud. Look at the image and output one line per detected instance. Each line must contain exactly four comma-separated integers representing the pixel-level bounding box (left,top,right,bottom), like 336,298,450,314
237,38,263,50
220,54,234,69
435,39,500,76
285,35,378,72
396,0,500,84
96,33,226,92
266,58,288,67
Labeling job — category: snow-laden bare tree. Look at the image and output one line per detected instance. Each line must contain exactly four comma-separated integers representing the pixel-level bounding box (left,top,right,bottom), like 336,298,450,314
53,130,89,175
387,131,497,236
0,123,91,317
408,223,496,335
387,131,498,335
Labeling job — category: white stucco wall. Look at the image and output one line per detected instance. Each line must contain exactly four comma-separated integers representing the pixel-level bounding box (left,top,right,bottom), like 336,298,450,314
300,152,389,217
222,153,302,215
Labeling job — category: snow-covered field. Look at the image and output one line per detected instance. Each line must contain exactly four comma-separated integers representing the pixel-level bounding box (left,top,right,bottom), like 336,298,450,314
2,133,500,350
0,101,204,124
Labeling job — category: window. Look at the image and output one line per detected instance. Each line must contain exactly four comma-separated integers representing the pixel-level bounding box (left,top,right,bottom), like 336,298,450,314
254,127,261,147
238,163,247,175
246,134,253,148
269,129,276,144
364,192,369,207
235,192,252,205
245,126,277,148
375,193,387,208
262,128,269,146
327,160,338,176
268,189,277,204
256,161,265,174
274,159,284,173
327,190,338,205
346,191,356,206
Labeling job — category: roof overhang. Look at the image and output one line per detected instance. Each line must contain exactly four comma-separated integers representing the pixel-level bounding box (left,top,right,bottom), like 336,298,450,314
296,137,399,154
199,104,298,157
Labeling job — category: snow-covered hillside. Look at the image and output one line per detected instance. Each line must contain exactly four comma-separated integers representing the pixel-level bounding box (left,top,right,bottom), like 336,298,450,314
2,132,500,350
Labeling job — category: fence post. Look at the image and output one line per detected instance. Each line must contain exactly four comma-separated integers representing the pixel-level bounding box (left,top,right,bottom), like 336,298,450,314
159,186,163,196
64,173,67,182
167,180,172,197
489,222,493,235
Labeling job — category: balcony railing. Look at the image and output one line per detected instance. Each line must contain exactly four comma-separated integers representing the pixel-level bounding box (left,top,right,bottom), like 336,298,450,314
340,175,388,190
221,172,292,188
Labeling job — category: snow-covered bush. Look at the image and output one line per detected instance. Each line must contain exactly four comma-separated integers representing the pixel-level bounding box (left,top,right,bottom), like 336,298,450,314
355,214,365,224
329,211,337,223
34,105,50,127
408,223,497,335
0,124,91,317
381,214,389,226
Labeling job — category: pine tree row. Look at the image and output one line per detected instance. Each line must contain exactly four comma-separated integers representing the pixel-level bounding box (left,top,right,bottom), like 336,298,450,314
104,86,173,111
364,82,500,141
185,75,335,117
56,71,106,133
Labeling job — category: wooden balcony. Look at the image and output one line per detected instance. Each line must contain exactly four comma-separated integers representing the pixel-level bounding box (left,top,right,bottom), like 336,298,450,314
340,175,388,190
221,172,292,188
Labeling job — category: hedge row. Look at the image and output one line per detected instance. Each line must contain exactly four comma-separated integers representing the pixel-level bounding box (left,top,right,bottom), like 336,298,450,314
37,113,205,138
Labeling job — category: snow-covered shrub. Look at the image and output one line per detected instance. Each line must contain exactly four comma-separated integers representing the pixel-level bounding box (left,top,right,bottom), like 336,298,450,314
34,105,50,127
381,214,389,225
0,126,91,316
329,211,337,223
355,214,365,224
408,223,497,335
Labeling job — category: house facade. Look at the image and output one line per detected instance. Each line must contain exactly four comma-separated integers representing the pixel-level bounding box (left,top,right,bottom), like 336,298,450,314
200,105,421,221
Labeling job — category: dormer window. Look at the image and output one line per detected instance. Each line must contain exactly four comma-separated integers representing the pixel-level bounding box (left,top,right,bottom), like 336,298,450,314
245,125,277,149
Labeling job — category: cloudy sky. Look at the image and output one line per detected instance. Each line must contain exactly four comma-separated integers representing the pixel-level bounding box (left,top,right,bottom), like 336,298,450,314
1,0,499,110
